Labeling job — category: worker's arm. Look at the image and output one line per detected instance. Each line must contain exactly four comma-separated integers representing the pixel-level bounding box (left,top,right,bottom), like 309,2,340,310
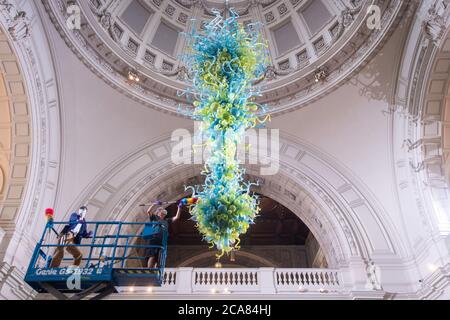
147,201,164,216
146,204,155,215
172,203,183,222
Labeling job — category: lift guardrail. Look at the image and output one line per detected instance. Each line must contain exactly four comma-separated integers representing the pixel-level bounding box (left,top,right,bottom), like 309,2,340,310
24,220,168,300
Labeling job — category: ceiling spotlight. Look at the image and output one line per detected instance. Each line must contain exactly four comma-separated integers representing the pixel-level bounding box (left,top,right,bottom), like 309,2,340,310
147,287,153,293
210,288,217,294
427,263,438,272
127,70,140,83
129,286,135,292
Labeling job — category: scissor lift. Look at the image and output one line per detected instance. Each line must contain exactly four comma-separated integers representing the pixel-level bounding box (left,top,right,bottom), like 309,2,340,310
24,221,168,300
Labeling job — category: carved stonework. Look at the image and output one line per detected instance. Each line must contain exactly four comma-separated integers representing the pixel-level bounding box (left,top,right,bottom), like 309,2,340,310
253,65,292,84
0,1,31,41
277,4,287,16
264,11,274,23
160,65,192,81
165,4,176,17
332,4,362,42
178,12,188,24
144,50,156,65
112,23,123,40
44,0,410,116
365,261,383,290
422,0,450,46
99,11,111,30
127,39,138,54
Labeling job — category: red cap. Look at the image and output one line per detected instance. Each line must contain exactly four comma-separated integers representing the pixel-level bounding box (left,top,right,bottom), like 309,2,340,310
45,208,54,215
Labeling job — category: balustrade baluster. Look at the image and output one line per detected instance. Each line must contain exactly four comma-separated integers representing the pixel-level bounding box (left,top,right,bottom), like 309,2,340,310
285,272,290,285
330,272,336,285
324,272,330,285
289,272,295,285
294,272,299,285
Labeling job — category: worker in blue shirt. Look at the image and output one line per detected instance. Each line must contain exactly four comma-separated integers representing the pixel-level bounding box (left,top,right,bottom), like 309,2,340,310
50,206,92,268
145,202,182,268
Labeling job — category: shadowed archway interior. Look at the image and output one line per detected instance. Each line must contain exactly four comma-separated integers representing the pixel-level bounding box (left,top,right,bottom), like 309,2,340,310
160,195,326,268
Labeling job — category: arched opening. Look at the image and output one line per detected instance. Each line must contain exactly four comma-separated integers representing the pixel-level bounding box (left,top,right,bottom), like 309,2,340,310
162,195,327,268
74,132,402,271
124,192,328,269
0,26,32,260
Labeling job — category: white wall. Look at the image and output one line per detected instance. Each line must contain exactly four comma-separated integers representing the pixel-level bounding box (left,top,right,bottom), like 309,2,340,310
270,26,411,259
46,23,192,217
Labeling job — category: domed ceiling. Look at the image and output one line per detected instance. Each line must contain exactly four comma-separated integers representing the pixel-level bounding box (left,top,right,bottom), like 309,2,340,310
43,0,411,116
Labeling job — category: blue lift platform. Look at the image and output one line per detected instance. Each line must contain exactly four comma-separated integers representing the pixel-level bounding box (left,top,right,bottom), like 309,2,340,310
24,220,168,300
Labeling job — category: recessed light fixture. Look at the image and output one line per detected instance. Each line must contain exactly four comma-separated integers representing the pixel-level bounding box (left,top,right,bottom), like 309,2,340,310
127,70,140,83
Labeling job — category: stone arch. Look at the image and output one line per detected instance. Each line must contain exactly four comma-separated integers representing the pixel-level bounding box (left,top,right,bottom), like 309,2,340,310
392,21,450,239
0,26,33,259
0,0,62,299
69,131,405,272
416,29,450,229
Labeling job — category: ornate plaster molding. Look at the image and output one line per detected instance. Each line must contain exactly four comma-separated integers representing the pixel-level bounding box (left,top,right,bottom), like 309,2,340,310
0,0,62,278
41,0,411,116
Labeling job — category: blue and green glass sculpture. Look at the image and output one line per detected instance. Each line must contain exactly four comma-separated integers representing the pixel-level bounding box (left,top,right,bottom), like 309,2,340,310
181,8,269,258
